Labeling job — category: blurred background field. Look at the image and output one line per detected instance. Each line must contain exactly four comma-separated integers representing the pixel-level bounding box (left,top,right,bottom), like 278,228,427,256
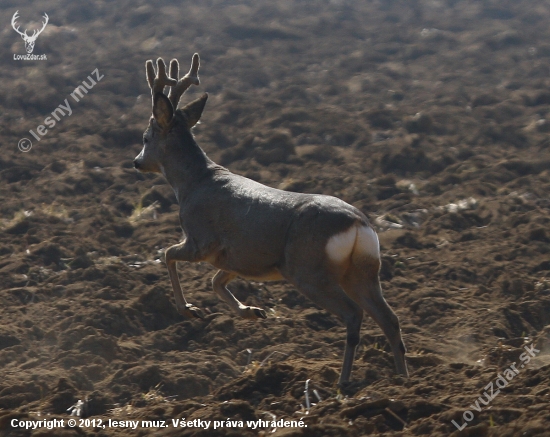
0,1,549,435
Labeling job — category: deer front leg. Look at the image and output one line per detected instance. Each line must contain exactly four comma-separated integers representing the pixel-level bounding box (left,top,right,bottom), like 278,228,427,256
165,240,204,319
212,270,267,320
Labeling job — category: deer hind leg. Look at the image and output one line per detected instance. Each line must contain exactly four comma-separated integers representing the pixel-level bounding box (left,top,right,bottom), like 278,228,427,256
290,274,364,385
164,240,204,319
345,275,409,377
341,227,408,377
212,270,267,320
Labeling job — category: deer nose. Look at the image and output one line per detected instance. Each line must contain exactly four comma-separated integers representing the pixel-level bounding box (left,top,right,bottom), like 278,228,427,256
133,159,141,169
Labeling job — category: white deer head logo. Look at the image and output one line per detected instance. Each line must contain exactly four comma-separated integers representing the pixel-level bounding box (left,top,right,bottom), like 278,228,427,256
11,11,48,54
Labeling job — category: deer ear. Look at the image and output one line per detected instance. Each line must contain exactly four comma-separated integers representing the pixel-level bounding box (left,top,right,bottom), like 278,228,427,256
181,93,208,128
153,92,174,129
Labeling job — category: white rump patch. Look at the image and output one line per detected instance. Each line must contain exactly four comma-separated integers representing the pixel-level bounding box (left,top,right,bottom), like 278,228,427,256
325,226,357,264
326,225,380,264
355,226,380,258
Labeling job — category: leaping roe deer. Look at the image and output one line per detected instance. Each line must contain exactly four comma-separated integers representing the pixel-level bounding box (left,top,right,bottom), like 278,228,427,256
133,53,408,384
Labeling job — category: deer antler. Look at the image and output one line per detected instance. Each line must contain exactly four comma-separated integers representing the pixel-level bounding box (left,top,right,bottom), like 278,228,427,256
11,11,26,37
31,13,49,39
145,54,200,109
11,11,48,39
146,58,178,101
167,53,200,108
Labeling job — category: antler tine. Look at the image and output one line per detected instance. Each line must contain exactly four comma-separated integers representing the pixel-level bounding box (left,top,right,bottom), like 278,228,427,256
146,60,155,89
168,53,200,108
169,59,179,82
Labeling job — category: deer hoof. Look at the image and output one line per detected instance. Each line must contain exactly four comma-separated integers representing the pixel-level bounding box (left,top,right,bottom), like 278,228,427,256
179,304,204,319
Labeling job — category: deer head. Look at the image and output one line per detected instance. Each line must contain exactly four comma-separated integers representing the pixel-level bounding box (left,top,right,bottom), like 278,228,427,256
134,54,208,174
12,11,48,54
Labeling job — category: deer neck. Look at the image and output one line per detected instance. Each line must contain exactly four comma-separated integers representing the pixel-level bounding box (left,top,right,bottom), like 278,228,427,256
161,130,215,204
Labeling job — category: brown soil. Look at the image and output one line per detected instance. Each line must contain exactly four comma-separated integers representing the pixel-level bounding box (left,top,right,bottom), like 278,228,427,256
1,1,550,436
